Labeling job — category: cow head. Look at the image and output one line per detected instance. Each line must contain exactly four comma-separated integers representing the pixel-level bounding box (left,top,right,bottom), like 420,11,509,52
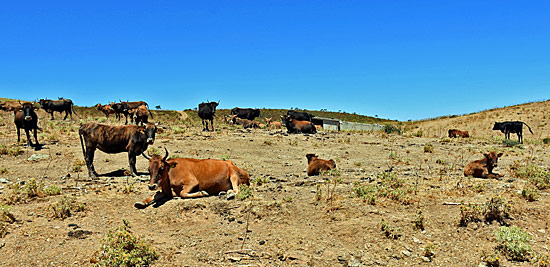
142,123,159,145
484,152,503,169
492,122,503,131
306,153,318,164
280,115,290,126
19,101,36,121
142,147,170,191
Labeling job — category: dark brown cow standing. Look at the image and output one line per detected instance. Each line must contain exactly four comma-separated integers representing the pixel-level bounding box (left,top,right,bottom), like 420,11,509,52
129,105,149,126
448,129,469,138
306,154,336,176
79,122,160,177
14,102,40,147
134,148,250,209
464,152,503,178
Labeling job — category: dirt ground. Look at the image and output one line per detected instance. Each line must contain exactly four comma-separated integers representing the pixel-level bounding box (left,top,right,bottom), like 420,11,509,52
0,106,549,266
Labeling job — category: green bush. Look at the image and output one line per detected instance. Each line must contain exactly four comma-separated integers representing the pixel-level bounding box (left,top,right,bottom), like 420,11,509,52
543,137,550,144
495,226,532,261
502,139,522,148
50,196,85,219
95,219,158,267
384,124,402,135
236,184,252,201
424,143,434,153
514,164,550,190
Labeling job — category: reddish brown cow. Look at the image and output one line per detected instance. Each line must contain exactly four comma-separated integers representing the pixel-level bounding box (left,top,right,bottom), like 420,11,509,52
0,101,23,112
79,122,160,177
464,152,503,178
306,154,336,176
281,115,316,134
134,148,250,209
448,129,469,138
95,104,116,118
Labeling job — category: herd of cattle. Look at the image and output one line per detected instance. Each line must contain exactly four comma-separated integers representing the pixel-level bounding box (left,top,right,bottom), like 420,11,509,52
0,98,536,208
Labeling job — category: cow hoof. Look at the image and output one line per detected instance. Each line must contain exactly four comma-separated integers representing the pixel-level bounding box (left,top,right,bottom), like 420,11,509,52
226,191,236,200
200,191,209,197
134,202,147,209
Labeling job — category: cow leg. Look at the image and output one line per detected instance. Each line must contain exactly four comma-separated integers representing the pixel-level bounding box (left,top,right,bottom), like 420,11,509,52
16,126,21,142
128,152,139,176
134,191,170,209
85,146,99,178
518,132,522,143
178,178,208,198
33,127,39,146
228,172,241,195
202,120,207,131
63,110,69,120
24,128,33,147
50,112,54,120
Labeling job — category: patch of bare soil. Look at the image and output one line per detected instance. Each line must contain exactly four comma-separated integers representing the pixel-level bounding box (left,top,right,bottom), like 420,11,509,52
0,107,549,266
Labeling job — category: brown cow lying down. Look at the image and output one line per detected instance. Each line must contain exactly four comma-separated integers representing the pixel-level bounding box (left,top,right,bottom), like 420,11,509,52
306,154,336,176
449,129,469,138
232,116,259,129
135,148,250,209
464,152,503,178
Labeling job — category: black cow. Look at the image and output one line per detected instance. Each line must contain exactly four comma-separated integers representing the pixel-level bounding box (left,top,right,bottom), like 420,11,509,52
492,121,533,143
231,107,261,120
198,101,219,131
110,102,129,123
281,115,317,134
78,122,160,177
38,99,77,120
14,102,40,147
287,110,314,122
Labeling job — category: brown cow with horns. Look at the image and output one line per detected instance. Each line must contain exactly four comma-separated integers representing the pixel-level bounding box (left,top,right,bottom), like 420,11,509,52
134,148,250,209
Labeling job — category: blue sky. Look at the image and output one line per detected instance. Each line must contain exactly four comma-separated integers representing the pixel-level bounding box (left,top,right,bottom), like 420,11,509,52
1,1,548,121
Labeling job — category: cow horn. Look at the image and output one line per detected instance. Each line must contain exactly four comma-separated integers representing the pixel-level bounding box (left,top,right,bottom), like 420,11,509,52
19,100,22,105
142,152,151,160
163,147,169,161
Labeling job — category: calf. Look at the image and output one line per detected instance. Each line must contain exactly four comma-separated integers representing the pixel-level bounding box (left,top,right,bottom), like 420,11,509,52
79,122,160,177
464,152,503,179
14,102,40,147
134,148,250,209
306,154,336,176
95,104,116,118
265,117,282,129
281,115,317,134
448,129,469,138
492,121,533,143
38,98,77,120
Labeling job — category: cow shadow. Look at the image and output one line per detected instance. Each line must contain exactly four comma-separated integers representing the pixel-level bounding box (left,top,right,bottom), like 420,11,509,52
99,169,147,177
151,197,171,208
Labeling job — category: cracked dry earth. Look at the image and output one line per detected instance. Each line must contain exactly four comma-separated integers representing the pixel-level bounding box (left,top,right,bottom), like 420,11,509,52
0,112,549,266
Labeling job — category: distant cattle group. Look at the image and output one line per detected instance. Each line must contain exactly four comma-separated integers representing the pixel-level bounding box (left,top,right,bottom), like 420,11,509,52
0,96,540,210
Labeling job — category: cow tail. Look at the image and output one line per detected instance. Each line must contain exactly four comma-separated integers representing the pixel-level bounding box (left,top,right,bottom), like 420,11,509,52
79,128,87,160
526,123,534,134
72,103,79,117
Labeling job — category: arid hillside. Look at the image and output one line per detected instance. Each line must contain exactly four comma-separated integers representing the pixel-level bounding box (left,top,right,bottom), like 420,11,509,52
0,98,549,267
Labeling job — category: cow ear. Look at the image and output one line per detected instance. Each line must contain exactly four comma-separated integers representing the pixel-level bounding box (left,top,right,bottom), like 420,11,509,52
497,153,503,157
170,163,177,168
483,153,489,158
138,128,145,134
156,128,164,134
